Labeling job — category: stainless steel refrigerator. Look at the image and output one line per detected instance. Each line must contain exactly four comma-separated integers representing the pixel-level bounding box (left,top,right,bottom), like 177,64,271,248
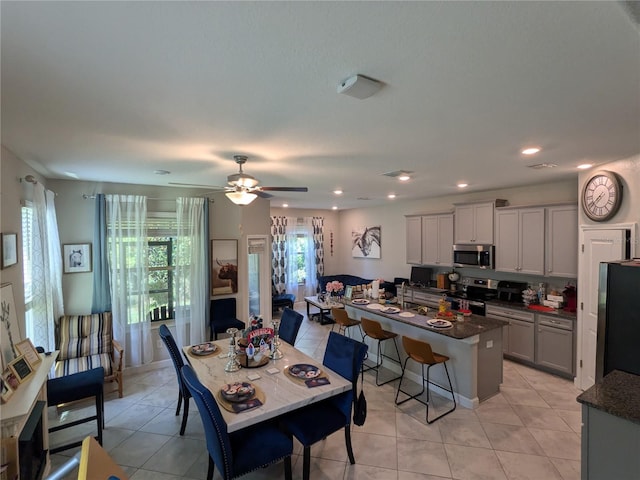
596,259,640,380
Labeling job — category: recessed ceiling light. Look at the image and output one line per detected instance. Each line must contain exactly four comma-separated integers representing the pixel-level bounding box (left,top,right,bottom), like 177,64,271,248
333,189,343,195
577,163,593,170
154,169,171,175
282,203,289,208
521,147,541,155
457,183,468,188
332,206,338,210
388,194,396,199
398,174,411,182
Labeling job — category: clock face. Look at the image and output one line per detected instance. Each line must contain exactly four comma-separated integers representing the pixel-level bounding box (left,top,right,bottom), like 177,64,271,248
581,171,622,222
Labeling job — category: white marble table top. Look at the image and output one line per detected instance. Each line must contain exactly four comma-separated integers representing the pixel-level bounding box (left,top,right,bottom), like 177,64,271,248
182,340,351,432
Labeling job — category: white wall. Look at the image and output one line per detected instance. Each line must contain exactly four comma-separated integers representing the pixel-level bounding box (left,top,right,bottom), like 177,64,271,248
337,179,579,283
577,155,640,256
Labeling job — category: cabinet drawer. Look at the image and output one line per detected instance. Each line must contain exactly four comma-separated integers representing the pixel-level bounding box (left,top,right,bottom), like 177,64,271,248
538,314,573,331
486,305,534,323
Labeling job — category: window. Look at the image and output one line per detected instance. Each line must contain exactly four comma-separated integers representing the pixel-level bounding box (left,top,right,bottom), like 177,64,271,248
295,234,307,284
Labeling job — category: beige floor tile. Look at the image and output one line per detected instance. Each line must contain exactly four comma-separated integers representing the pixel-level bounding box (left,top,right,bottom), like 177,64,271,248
482,423,545,455
141,436,203,476
309,430,350,462
536,389,582,412
500,386,550,408
554,409,582,434
495,450,563,480
395,411,442,442
549,457,581,480
130,469,183,480
107,403,168,430
444,444,507,480
351,431,398,470
109,431,173,468
475,402,524,426
527,428,581,461
398,471,453,480
295,457,346,480
397,437,451,478
511,405,573,432
345,463,399,480
355,407,397,436
438,417,492,448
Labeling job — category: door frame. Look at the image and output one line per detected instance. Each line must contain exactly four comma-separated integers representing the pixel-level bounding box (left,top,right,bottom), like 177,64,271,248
576,222,636,390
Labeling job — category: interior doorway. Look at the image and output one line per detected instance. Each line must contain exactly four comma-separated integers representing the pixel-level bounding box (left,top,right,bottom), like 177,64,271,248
577,225,633,390
246,235,271,321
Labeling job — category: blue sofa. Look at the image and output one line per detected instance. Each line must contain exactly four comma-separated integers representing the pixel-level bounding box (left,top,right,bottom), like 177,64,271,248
318,274,397,296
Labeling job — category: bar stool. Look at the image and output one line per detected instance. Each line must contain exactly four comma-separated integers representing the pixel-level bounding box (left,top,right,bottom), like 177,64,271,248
47,367,105,453
360,317,403,386
395,336,456,424
331,308,363,340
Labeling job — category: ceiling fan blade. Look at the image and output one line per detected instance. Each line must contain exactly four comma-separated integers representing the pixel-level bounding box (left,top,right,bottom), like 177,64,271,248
168,182,226,189
258,186,308,192
255,191,273,199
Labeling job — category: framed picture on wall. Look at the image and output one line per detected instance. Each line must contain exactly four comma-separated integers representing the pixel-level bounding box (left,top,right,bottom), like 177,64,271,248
0,283,22,368
352,225,381,258
63,243,92,273
1,233,18,269
211,239,238,295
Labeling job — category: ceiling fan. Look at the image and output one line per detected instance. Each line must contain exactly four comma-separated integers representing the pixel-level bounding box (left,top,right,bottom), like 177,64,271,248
170,155,308,205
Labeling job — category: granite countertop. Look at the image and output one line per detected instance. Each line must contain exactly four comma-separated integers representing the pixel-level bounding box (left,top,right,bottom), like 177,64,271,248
404,285,577,321
577,370,640,425
346,301,507,340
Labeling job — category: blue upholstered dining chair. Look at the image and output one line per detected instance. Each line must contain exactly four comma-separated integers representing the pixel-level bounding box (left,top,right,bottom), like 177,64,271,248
278,308,303,346
209,298,245,341
158,324,191,436
181,365,293,480
279,331,368,480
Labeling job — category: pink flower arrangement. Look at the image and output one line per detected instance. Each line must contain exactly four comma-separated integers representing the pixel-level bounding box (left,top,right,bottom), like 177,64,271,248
326,280,344,293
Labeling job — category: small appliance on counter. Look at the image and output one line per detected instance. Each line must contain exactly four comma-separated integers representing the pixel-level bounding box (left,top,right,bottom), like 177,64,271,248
496,280,528,303
448,271,460,292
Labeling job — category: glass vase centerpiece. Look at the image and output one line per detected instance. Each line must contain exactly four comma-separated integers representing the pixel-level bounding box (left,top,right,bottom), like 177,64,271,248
325,280,345,304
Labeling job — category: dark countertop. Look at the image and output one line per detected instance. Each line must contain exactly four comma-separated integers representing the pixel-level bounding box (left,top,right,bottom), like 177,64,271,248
577,370,640,425
346,301,507,340
404,285,577,321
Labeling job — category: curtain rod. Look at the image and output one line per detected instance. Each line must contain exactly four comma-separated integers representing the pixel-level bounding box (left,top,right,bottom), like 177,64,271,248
82,194,214,202
20,175,58,196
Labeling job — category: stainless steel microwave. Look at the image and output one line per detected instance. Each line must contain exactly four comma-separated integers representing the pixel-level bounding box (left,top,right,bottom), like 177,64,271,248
453,244,495,269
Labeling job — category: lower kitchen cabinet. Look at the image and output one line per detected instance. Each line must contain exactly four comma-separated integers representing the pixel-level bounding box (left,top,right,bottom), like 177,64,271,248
536,315,574,375
486,304,575,377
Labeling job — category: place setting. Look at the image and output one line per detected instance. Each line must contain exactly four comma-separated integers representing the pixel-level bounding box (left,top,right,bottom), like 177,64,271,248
216,381,266,413
187,342,220,358
283,363,330,388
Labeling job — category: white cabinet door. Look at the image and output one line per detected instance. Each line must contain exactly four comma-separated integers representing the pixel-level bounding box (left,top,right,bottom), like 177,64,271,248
437,214,454,267
495,209,519,272
474,202,496,244
454,205,475,243
519,208,545,275
546,205,578,278
406,216,422,264
495,207,544,275
421,215,439,265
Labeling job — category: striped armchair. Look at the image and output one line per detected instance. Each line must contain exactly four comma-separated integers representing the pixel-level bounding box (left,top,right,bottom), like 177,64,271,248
54,312,125,398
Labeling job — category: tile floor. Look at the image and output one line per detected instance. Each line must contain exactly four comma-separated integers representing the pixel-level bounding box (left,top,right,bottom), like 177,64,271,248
48,305,582,480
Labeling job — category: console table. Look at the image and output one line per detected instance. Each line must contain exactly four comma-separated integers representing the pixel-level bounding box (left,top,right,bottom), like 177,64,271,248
304,295,343,325
1,352,57,480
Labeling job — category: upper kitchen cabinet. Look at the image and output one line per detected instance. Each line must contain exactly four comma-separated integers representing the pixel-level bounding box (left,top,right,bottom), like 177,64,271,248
495,206,545,275
422,214,454,267
546,204,578,278
454,200,507,244
406,215,423,265
406,213,454,266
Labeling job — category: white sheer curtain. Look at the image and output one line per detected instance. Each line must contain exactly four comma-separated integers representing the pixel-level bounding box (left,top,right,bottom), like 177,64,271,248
23,186,64,351
174,197,208,348
285,217,316,298
106,195,152,367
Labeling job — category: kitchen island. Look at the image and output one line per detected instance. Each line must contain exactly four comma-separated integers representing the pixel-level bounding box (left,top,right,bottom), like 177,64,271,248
345,301,506,408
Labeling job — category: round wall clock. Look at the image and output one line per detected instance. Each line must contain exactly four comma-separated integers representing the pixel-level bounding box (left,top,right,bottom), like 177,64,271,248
581,170,623,222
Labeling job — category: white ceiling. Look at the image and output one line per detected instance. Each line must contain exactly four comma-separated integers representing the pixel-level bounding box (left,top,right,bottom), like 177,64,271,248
2,1,639,209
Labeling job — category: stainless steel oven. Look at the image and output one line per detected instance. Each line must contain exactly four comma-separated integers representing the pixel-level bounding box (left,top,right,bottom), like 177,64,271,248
453,244,494,269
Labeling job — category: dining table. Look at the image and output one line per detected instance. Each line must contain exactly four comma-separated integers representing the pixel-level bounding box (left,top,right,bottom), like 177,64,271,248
182,339,352,432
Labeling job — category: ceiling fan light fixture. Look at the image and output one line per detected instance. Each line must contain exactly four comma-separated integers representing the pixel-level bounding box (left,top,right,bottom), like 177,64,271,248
225,190,257,206
227,172,259,188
